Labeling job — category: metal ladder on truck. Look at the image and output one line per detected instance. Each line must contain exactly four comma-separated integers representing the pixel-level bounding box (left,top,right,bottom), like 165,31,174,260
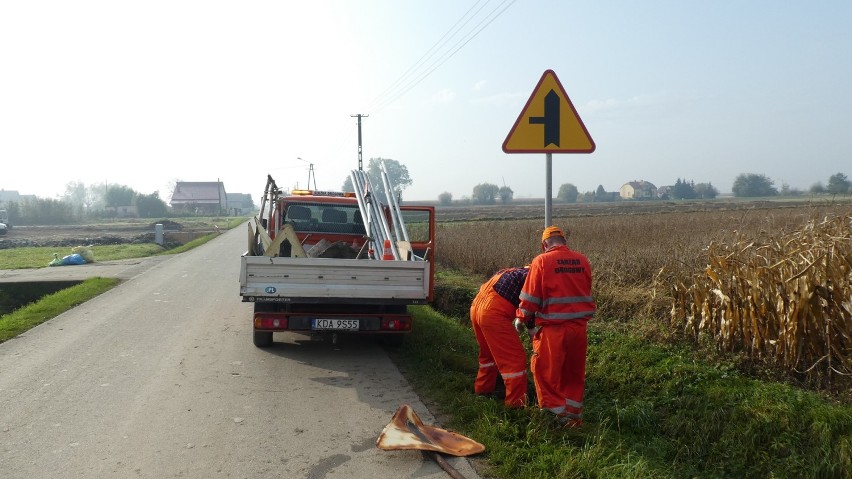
349,160,415,261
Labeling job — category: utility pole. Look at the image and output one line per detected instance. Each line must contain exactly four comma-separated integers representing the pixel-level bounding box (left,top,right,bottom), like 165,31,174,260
351,113,368,171
217,177,223,216
297,157,317,190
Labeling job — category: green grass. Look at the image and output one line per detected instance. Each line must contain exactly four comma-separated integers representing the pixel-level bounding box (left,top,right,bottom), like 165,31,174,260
0,277,119,342
396,306,852,479
0,234,229,269
0,244,166,269
431,269,482,323
164,232,221,254
164,217,247,229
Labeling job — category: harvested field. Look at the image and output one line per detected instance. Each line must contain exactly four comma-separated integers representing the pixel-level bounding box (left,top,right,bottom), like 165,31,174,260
433,199,852,393
432,198,825,222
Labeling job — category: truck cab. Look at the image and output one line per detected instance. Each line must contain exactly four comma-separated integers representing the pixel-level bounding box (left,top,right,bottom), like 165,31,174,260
260,190,433,262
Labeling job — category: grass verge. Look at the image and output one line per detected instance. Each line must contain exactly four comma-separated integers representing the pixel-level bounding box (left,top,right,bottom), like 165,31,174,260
163,232,221,254
0,277,120,343
396,307,852,479
0,233,223,269
0,244,166,269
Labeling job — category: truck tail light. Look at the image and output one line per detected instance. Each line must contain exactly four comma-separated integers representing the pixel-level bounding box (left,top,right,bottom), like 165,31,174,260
254,313,288,330
381,317,411,331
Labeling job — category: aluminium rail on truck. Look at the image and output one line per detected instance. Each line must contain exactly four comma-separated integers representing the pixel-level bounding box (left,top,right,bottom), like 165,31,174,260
239,256,431,304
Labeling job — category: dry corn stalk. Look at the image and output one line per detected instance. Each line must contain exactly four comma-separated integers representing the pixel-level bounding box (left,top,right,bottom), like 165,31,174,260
671,215,852,385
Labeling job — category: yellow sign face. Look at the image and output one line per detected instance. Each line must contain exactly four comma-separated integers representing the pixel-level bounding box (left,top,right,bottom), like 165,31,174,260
502,70,595,153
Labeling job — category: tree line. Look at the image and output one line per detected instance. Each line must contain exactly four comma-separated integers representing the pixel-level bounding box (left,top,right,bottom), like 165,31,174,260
2,182,171,225
729,172,851,197
324,154,851,206
436,171,852,205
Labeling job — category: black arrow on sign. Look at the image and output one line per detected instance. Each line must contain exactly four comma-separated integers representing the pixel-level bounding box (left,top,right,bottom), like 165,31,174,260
528,89,560,147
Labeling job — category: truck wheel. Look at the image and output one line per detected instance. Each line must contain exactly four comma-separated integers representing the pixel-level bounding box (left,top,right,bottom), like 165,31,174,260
253,331,273,348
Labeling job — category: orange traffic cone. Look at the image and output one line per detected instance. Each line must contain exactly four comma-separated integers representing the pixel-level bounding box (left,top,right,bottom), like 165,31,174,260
382,239,394,260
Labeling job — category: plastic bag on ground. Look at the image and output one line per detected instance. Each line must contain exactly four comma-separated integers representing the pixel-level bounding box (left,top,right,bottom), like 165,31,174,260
71,245,95,263
48,253,63,267
61,253,86,266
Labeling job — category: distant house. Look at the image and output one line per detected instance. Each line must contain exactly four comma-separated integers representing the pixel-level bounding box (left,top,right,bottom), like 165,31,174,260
226,193,255,216
619,180,658,200
0,190,23,206
657,185,672,199
170,181,227,214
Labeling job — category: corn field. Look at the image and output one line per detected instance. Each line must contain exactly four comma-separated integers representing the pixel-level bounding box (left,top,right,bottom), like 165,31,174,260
671,214,852,387
434,201,852,391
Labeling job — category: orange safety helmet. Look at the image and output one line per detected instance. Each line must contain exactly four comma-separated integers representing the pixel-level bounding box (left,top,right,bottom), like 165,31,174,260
541,226,564,241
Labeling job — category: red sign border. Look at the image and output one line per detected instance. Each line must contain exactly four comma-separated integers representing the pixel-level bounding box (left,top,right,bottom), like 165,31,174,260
502,69,595,154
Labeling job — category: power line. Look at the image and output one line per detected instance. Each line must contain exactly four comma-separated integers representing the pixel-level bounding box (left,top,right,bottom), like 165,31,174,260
368,0,488,108
370,0,517,113
312,1,517,166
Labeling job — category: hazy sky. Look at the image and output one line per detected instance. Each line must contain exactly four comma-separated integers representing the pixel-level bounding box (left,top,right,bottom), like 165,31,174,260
2,1,850,203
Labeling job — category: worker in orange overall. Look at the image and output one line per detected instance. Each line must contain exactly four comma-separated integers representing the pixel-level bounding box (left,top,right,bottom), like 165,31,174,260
515,225,595,427
470,267,530,408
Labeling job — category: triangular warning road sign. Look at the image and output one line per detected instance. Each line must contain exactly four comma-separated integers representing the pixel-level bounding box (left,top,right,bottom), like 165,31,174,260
502,70,595,154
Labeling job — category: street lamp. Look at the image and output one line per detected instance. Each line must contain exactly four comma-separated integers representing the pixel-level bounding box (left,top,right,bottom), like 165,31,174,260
297,157,317,190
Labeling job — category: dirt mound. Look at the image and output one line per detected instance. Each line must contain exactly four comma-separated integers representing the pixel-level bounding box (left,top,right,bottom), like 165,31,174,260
149,220,183,230
0,223,161,249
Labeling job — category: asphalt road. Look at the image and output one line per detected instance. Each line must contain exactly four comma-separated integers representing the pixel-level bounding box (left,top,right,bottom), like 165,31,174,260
0,226,481,478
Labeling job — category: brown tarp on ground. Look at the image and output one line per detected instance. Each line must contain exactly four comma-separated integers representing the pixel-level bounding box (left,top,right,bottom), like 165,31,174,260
376,404,485,457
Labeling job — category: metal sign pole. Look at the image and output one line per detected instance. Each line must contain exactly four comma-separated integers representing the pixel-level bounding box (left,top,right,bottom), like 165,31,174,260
545,152,552,227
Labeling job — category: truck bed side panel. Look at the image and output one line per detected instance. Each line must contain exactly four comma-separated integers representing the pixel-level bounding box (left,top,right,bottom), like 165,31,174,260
240,256,430,303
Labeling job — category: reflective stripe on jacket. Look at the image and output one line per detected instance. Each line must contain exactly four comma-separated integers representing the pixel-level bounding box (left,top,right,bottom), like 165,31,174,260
516,244,595,325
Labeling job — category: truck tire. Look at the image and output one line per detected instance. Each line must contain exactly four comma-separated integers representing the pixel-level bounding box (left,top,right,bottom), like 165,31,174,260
253,331,273,348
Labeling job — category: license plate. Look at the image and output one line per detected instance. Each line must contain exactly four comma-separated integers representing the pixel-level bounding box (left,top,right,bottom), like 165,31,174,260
312,318,359,331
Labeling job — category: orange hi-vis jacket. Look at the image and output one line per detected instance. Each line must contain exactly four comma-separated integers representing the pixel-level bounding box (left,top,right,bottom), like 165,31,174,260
516,244,595,419
516,245,595,326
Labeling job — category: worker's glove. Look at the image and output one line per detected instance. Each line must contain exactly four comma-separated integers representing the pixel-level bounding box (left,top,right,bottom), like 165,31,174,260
526,326,540,340
513,318,525,334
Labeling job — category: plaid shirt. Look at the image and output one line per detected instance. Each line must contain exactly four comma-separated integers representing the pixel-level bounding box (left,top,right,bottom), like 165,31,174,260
492,268,529,307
